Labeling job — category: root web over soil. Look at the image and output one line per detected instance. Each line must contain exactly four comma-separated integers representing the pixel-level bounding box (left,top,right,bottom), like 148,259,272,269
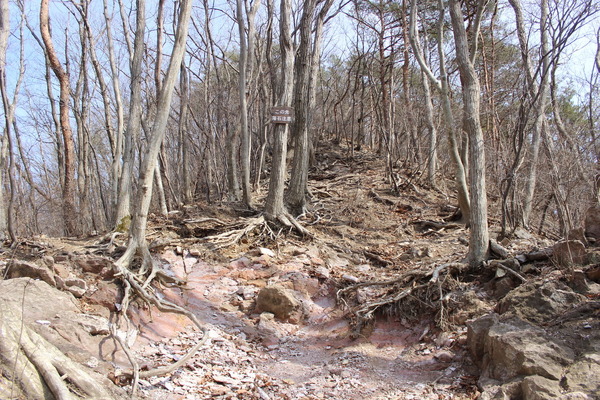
338,262,468,336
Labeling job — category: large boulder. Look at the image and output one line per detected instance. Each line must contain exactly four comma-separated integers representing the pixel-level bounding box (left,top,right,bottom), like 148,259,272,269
483,318,574,381
5,260,56,287
496,281,584,324
562,354,600,394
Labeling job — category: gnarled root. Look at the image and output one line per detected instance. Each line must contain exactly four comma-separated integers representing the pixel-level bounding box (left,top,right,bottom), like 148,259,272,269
337,262,466,336
112,247,209,395
0,301,116,400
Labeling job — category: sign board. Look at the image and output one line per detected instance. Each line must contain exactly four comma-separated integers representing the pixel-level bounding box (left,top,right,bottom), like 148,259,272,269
270,107,294,124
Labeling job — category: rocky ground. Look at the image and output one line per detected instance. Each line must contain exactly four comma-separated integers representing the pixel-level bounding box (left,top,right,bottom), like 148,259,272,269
1,147,599,399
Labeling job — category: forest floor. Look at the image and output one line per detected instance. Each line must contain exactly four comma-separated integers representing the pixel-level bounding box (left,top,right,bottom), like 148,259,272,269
1,145,599,399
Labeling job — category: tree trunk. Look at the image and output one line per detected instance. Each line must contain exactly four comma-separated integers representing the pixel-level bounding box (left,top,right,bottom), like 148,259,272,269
117,0,193,267
265,0,294,222
236,0,252,207
409,0,470,223
287,0,317,215
103,0,125,223
509,0,550,228
115,0,146,227
40,0,78,236
448,0,489,266
422,70,438,187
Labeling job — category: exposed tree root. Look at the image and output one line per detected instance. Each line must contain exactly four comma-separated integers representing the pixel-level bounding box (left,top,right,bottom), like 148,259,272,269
337,262,467,336
0,300,116,399
111,247,209,395
202,213,312,249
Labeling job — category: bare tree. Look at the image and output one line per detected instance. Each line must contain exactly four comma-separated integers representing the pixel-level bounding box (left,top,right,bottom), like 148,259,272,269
40,0,78,235
448,0,489,266
409,0,471,223
264,0,307,233
115,0,146,227
116,0,194,269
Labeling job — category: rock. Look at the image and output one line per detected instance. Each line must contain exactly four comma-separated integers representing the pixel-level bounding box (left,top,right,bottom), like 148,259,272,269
6,260,56,287
496,281,584,324
41,255,55,268
553,241,588,266
85,281,119,312
559,393,592,400
255,286,302,322
521,375,563,400
342,274,359,283
478,378,522,400
65,276,87,290
514,228,533,240
74,256,112,274
486,319,574,380
230,257,252,269
0,278,79,321
434,350,454,363
562,354,600,394
584,204,600,241
493,277,517,299
259,247,276,258
72,314,110,335
257,312,280,345
314,266,330,279
67,285,87,298
584,264,600,283
467,313,498,363
567,228,588,244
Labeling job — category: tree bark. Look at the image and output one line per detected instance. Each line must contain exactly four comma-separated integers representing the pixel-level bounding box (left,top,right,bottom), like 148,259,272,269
448,0,489,266
115,0,146,227
237,0,252,207
265,0,294,221
117,0,193,266
509,0,550,228
40,0,78,236
409,0,470,223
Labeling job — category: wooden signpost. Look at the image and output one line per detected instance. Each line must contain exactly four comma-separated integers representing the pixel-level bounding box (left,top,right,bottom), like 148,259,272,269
270,107,294,124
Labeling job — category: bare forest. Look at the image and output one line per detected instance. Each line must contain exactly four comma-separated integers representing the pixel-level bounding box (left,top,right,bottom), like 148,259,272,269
1,0,600,399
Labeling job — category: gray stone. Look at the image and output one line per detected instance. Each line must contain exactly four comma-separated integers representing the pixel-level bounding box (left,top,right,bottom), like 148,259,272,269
553,241,588,266
6,260,56,287
467,313,498,363
65,277,87,290
497,281,584,324
484,319,574,381
72,314,110,335
562,355,600,394
67,285,87,298
521,375,563,400
584,204,600,241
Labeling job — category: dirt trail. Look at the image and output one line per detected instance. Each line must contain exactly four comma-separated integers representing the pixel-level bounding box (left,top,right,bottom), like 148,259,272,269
131,244,475,400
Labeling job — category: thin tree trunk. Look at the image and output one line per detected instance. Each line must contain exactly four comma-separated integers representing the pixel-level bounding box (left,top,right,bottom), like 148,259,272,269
115,0,146,227
265,0,294,221
180,62,192,204
40,0,78,235
509,0,550,228
103,0,125,222
117,0,193,267
409,0,470,223
237,0,252,207
448,0,489,266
